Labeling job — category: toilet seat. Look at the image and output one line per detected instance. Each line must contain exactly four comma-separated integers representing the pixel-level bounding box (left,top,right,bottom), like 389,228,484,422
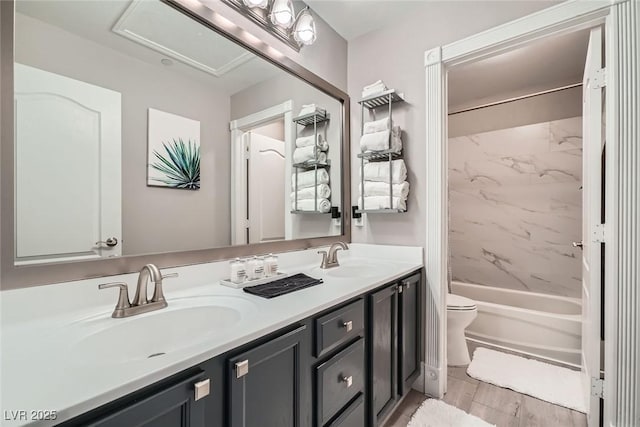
447,294,477,311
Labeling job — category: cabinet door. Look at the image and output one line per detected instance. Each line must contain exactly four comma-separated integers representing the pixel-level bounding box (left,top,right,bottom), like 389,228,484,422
87,372,208,427
228,325,307,427
398,272,421,396
369,284,398,425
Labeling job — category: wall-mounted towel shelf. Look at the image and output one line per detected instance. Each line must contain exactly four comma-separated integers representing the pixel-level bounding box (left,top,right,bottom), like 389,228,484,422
357,88,408,214
291,105,331,214
292,109,330,126
292,159,331,169
357,149,402,162
355,208,405,214
358,89,404,110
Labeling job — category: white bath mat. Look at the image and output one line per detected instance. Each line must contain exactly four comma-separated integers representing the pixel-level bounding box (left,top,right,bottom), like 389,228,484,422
467,347,586,413
407,399,495,427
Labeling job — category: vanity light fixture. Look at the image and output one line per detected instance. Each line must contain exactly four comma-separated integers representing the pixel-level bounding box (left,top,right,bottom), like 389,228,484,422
222,0,317,50
270,0,295,28
293,8,316,46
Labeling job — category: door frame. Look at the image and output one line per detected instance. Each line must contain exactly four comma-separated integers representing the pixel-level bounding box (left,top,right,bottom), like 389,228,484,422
423,2,636,426
230,100,293,245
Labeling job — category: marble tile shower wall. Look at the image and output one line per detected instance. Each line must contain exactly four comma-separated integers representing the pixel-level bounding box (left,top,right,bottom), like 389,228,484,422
449,117,583,298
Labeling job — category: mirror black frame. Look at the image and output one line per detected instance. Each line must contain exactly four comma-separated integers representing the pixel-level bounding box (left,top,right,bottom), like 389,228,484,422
0,0,351,289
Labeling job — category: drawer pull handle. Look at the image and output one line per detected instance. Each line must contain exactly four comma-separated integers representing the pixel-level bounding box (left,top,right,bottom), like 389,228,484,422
341,375,353,388
342,320,353,332
194,379,210,401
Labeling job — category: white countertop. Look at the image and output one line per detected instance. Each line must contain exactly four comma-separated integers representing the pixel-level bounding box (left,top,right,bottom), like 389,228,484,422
0,244,423,427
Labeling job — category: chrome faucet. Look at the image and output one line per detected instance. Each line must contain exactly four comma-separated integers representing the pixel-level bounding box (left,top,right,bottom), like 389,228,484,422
99,264,178,318
318,242,349,269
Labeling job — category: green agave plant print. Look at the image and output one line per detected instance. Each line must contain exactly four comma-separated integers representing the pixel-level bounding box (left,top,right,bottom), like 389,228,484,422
151,138,201,189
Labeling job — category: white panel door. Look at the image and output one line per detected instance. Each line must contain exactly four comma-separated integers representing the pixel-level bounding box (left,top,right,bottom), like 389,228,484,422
247,132,286,244
14,64,122,263
581,27,603,427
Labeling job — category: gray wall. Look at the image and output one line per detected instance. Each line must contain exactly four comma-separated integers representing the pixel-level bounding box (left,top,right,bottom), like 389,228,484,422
347,1,559,248
231,73,343,239
15,13,231,255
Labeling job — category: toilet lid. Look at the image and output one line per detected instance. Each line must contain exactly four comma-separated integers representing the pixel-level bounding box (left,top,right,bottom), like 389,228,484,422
447,293,476,310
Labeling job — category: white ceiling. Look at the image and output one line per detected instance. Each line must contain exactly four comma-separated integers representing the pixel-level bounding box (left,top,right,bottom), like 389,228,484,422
448,29,591,111
16,0,283,95
305,0,426,41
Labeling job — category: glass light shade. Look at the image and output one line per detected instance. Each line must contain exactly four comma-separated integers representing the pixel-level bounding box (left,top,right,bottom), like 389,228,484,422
270,0,294,29
293,10,316,46
242,0,268,8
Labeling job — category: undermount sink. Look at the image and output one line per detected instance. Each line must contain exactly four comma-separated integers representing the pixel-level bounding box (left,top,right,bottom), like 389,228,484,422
69,296,255,365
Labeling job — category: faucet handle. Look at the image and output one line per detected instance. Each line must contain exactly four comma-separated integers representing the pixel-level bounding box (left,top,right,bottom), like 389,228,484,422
162,272,179,280
98,282,131,316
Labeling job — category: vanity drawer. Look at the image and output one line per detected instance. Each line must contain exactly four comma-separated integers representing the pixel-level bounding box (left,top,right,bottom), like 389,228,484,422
325,394,365,427
315,299,364,357
316,338,365,426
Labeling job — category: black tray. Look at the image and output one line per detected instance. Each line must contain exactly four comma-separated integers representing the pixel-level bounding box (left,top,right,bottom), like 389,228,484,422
243,273,323,298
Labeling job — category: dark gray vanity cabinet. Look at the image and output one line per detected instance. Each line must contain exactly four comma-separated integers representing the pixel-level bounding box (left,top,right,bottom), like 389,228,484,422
62,371,211,427
399,272,421,395
60,269,423,427
369,271,423,426
369,284,399,425
227,325,309,427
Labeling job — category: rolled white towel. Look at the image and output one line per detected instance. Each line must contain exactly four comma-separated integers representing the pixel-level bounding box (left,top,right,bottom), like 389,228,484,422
363,117,390,134
362,159,407,184
294,146,327,164
363,80,385,90
358,196,406,211
360,126,402,153
296,134,328,150
290,184,331,200
292,168,329,189
292,198,331,213
360,181,409,198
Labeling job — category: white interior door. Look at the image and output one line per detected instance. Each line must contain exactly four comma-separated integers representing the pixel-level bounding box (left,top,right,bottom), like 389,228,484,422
581,27,604,426
14,63,122,263
247,132,286,244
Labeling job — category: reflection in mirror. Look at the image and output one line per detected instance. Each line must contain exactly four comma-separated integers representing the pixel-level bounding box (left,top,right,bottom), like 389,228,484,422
13,0,343,266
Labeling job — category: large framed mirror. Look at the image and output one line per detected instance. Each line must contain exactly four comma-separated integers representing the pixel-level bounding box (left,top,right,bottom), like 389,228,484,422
0,0,350,289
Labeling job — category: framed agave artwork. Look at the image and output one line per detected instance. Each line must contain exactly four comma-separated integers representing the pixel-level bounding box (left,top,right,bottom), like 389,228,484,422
147,108,201,190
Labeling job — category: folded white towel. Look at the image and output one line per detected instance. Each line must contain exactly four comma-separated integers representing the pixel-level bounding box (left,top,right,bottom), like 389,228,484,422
362,159,407,184
363,80,385,90
360,126,402,153
292,169,329,189
292,198,331,213
298,104,326,117
290,184,331,200
295,134,328,150
358,196,406,211
362,80,388,98
363,117,390,134
294,146,327,164
360,181,409,198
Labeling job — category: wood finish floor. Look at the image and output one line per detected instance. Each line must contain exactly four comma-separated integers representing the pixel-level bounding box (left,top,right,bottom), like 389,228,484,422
383,360,587,427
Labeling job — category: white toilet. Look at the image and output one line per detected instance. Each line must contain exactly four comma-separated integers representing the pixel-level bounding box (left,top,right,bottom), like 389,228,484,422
447,293,478,366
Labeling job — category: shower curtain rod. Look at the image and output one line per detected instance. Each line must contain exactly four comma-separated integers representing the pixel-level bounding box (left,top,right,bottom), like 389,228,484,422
448,82,583,116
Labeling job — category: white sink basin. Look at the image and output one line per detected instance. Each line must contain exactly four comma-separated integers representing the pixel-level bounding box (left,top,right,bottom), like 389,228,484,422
69,296,255,365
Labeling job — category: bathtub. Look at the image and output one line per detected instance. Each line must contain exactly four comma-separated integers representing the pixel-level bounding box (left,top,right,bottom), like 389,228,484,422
451,281,582,367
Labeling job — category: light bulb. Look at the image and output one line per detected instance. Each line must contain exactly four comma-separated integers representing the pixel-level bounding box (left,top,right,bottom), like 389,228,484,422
293,9,316,45
270,0,294,29
242,0,268,8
